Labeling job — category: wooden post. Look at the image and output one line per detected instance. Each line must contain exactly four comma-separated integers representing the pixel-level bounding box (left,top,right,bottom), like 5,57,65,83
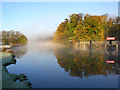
90,41,92,48
108,40,112,50
116,44,118,52
84,43,85,49
76,42,78,49
109,40,112,46
78,41,80,47
105,44,107,49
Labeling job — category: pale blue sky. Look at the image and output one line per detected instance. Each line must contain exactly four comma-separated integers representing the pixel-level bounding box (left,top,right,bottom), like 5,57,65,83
2,2,118,39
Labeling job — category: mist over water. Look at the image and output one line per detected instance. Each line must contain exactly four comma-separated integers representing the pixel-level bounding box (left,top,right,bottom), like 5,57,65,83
28,35,64,48
28,40,64,49
26,36,65,56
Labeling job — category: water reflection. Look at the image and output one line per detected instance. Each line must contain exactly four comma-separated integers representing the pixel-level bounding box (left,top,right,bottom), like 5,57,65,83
7,43,119,88
13,45,28,58
53,47,120,78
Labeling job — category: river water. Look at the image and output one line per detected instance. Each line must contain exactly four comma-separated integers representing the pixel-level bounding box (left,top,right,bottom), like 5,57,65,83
6,41,120,88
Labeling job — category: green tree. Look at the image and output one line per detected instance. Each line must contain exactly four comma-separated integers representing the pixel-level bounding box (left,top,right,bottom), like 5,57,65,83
19,35,28,44
53,13,117,45
106,17,120,40
1,30,28,45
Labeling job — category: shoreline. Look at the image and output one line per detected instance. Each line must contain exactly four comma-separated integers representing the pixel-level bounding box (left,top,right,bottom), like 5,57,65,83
1,51,32,89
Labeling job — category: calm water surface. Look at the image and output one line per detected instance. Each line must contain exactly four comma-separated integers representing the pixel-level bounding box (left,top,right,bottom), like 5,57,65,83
7,42,120,88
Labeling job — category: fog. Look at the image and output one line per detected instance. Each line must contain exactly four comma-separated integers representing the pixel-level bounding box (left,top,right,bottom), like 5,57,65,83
28,40,64,48
26,35,65,54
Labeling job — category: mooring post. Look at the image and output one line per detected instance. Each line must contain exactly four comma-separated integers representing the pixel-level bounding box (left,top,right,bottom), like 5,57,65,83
84,43,85,49
105,44,107,49
109,40,112,46
78,41,80,47
90,41,92,48
116,44,118,52
109,40,112,50
76,42,78,49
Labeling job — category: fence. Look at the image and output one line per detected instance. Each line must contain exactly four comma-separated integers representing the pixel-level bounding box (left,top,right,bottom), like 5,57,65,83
74,41,120,51
75,41,120,46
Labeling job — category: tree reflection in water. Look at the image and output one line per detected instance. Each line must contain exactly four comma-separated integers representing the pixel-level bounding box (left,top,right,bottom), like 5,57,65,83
13,45,28,58
53,47,120,78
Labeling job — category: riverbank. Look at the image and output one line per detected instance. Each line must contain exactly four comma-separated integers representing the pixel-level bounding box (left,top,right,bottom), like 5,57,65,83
1,52,32,89
0,44,26,52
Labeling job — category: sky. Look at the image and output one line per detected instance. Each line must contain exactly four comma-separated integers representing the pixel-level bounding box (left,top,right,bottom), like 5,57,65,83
118,1,120,17
2,2,119,39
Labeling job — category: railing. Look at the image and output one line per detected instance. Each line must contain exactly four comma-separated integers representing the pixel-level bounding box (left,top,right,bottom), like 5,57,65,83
74,41,120,52
75,41,120,46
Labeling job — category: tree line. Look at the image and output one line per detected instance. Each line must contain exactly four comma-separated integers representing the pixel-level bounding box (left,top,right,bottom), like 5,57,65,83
52,13,120,45
0,30,28,45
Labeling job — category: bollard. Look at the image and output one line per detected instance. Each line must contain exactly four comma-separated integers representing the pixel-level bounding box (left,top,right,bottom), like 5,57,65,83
105,44,106,50
116,44,118,52
84,44,85,49
90,41,92,48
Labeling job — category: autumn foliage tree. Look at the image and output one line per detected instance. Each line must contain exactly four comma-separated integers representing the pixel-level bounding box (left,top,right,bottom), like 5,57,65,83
1,30,28,45
52,13,118,45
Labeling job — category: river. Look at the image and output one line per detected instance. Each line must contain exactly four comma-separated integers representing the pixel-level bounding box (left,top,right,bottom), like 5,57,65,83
6,41,120,88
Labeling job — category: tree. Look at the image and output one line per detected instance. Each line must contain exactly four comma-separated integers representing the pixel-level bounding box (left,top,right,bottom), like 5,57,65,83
19,35,28,44
1,30,28,45
53,13,118,45
107,17,120,40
